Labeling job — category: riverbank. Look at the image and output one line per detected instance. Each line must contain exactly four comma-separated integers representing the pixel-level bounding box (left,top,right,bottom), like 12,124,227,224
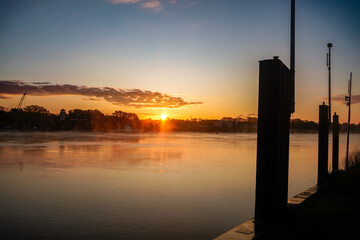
215,168,360,240
254,169,360,240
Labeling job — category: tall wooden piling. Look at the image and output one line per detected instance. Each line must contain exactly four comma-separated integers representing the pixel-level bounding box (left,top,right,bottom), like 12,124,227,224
332,113,339,171
255,57,291,225
318,103,329,185
255,0,295,229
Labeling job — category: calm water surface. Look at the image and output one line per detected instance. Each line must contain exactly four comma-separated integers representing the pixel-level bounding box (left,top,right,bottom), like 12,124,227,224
0,132,359,240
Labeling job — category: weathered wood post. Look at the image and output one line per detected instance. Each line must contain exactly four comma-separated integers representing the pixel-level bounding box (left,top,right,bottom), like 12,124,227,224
254,0,295,231
318,103,329,185
332,113,339,171
255,57,291,227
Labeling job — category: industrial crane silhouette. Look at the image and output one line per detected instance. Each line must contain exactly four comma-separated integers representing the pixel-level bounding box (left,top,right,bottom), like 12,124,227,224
17,93,26,109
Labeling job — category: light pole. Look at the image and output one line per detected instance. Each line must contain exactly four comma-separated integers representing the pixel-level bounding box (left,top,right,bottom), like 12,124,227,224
327,43,333,125
345,73,352,170
290,0,295,114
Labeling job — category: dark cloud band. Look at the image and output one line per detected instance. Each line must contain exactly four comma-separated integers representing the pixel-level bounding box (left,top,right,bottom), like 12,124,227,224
0,80,202,108
333,95,360,105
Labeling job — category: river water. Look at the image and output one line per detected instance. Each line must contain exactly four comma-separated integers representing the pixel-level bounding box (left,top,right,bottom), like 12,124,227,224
0,132,359,239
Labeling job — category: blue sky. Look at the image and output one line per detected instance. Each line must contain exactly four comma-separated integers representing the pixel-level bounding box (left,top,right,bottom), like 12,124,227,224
0,0,359,121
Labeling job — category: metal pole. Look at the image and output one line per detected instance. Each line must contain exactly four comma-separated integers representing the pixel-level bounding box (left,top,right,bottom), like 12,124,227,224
290,0,295,114
346,73,352,170
327,43,332,125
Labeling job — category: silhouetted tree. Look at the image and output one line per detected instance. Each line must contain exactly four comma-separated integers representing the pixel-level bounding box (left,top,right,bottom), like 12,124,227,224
24,105,50,115
113,110,140,129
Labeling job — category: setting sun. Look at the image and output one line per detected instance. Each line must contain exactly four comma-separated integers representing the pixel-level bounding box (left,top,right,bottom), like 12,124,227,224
161,114,167,120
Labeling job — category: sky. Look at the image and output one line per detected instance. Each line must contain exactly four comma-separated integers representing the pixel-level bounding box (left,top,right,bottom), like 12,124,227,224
0,0,359,122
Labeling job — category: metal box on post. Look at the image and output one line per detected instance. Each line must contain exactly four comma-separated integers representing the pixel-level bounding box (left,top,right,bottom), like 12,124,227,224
255,57,291,224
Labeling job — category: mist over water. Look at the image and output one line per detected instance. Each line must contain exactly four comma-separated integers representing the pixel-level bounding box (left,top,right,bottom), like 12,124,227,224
0,132,359,240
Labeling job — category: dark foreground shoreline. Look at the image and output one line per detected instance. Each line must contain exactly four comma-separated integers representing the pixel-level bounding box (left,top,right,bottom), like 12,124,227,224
254,169,360,240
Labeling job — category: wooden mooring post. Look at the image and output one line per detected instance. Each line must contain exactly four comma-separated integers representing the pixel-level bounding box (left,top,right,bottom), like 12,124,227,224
255,57,291,227
254,0,295,232
332,113,339,172
318,103,329,185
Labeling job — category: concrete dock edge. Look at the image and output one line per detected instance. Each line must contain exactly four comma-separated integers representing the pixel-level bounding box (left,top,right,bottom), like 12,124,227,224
213,186,318,240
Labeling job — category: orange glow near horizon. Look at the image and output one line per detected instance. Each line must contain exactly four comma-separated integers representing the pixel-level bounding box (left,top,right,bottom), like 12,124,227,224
161,114,167,120
1,94,360,123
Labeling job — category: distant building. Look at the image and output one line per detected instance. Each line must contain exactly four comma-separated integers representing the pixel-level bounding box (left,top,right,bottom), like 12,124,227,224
214,120,223,128
222,117,235,128
247,117,257,124
60,109,66,121
221,117,233,121
215,117,237,128
236,116,246,122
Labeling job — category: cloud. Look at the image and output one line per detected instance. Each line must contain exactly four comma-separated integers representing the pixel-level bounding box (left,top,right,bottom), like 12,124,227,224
140,1,162,10
32,82,51,85
82,98,102,101
106,0,197,11
107,0,164,11
333,94,360,104
0,95,11,99
0,80,203,109
109,0,142,4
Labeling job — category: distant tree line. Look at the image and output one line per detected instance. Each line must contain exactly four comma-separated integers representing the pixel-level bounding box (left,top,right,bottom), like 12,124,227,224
0,106,141,132
0,105,360,133
290,118,360,133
